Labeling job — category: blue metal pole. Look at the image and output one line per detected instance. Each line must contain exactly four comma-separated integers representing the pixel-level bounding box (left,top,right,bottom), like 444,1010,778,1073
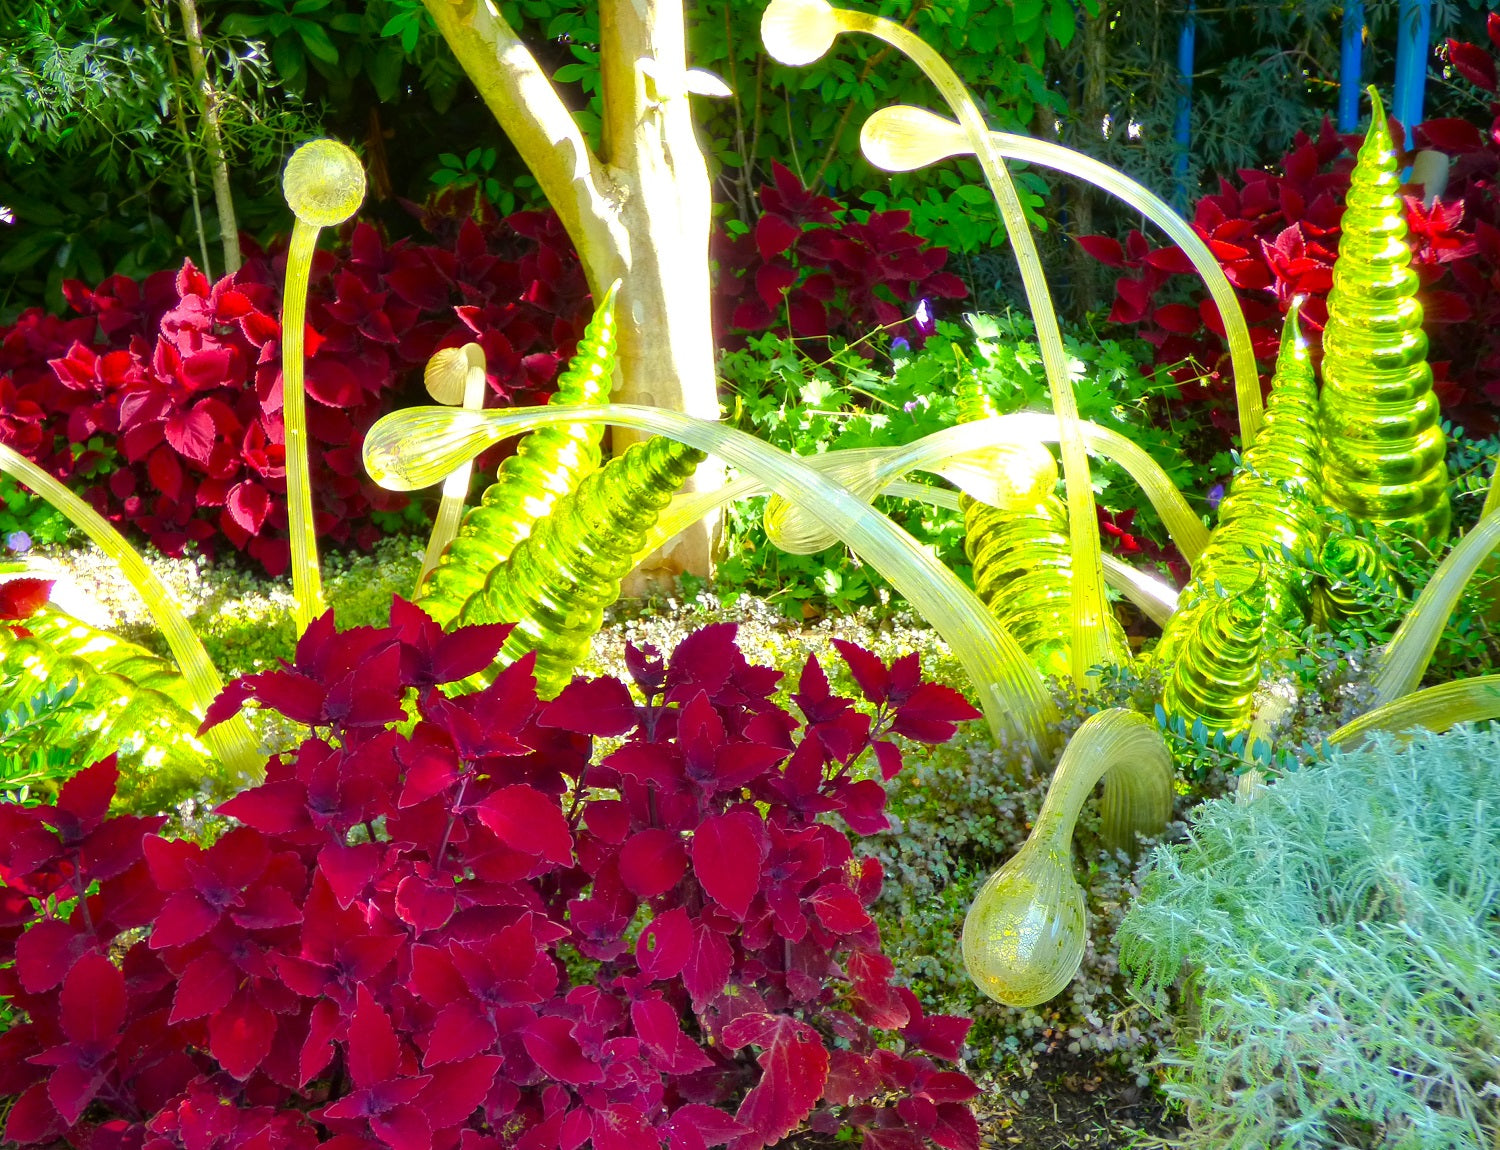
1393,0,1432,148
1339,1,1365,132
1174,1,1196,209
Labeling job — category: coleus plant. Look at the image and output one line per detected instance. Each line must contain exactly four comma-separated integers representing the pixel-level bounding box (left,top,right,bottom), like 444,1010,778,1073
715,162,969,350
0,202,592,575
0,605,983,1149
1077,20,1500,439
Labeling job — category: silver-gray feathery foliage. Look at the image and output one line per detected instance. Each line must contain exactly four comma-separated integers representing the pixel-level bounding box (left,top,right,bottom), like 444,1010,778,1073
1119,725,1500,1149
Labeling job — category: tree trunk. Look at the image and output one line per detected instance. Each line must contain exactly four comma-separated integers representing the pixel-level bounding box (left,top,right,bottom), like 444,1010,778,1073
421,0,722,586
176,0,241,276
1069,4,1111,315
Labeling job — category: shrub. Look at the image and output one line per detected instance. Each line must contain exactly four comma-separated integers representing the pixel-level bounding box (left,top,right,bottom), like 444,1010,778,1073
0,204,591,574
717,313,1199,617
0,605,984,1148
714,162,969,351
1079,18,1500,441
1118,724,1500,1149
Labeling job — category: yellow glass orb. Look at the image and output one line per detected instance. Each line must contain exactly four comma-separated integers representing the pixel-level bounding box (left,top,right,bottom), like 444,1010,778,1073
761,0,841,66
283,139,366,227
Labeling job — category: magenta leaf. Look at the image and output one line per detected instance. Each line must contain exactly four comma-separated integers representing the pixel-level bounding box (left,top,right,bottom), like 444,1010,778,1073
208,993,278,1081
540,676,639,736
636,907,692,981
684,920,733,1008
618,828,688,898
521,1016,603,1085
722,1013,829,1149
807,883,872,934
631,997,714,1074
692,810,766,919
476,785,573,867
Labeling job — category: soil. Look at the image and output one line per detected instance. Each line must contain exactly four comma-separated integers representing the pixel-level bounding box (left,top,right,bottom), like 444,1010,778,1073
784,1052,1186,1149
969,1053,1185,1149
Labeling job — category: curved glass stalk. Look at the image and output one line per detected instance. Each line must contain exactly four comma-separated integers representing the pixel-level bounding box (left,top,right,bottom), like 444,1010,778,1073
647,476,1179,627
961,708,1173,1006
456,436,705,697
1319,88,1450,545
363,403,1059,755
760,0,1112,686
859,103,1262,447
0,444,261,779
954,381,1127,676
1330,674,1500,748
280,140,367,636
762,417,1208,565
416,343,488,592
1370,510,1500,705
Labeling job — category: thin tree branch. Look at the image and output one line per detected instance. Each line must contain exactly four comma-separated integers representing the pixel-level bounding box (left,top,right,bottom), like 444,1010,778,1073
147,0,213,278
176,0,240,275
420,0,626,286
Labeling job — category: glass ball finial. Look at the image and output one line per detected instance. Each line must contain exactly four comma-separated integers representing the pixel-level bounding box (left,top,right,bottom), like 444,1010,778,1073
761,0,841,66
283,139,366,228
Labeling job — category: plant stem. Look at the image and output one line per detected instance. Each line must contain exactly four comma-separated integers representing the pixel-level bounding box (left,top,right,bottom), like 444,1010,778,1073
147,0,213,279
176,0,241,276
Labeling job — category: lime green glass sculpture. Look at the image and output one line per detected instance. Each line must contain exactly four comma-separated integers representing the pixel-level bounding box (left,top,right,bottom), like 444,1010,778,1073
1161,583,1268,736
761,0,1118,685
962,708,1173,1006
415,342,489,593
956,380,1127,677
1153,309,1320,733
1319,88,1449,545
415,284,620,627
1312,532,1403,629
280,139,367,636
364,401,1061,755
454,435,705,697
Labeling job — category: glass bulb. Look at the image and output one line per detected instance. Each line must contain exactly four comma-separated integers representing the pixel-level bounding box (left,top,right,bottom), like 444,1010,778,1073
283,139,366,228
860,105,971,172
760,0,841,65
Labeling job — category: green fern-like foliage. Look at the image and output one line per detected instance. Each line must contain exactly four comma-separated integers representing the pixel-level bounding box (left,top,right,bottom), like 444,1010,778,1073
0,608,208,811
414,286,619,627
0,678,91,805
1119,725,1500,1149
455,435,706,697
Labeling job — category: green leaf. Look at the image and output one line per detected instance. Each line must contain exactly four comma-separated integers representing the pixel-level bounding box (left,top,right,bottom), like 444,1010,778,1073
218,14,267,36
366,44,404,100
554,62,591,84
298,21,342,65
1012,0,1046,24
1048,2,1077,48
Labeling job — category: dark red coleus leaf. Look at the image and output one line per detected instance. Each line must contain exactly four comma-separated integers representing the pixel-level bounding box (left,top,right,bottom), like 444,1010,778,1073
692,810,767,919
722,1013,830,1149
1449,37,1498,91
